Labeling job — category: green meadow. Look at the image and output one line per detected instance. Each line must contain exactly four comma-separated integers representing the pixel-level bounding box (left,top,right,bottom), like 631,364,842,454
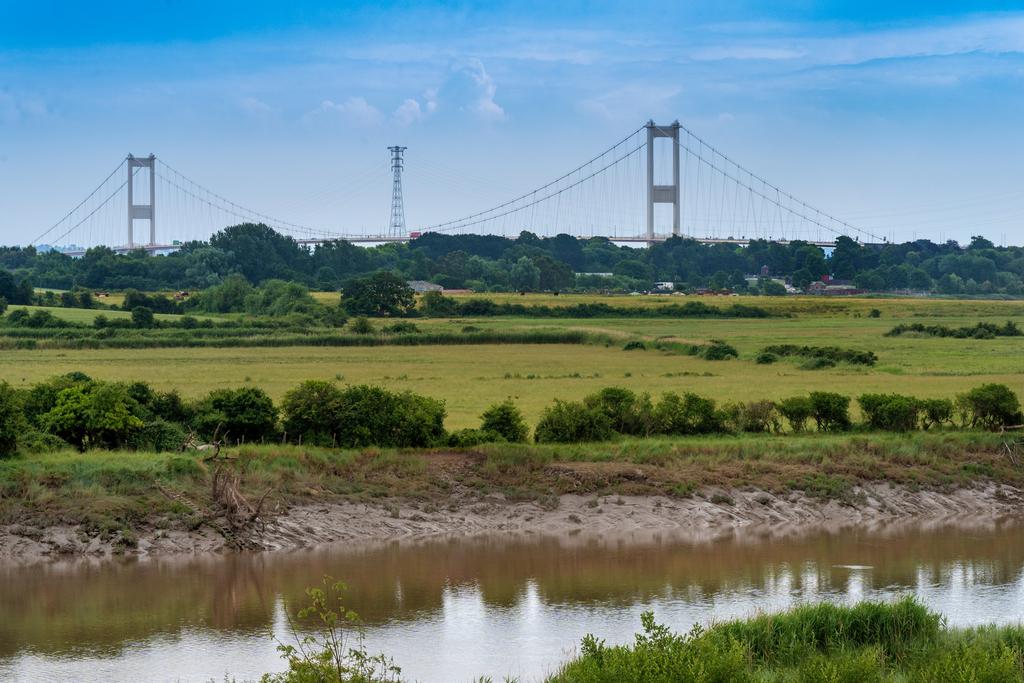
0,294,1021,428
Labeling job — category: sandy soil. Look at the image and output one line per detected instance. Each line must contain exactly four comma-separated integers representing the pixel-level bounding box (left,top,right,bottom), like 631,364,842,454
2,482,1022,565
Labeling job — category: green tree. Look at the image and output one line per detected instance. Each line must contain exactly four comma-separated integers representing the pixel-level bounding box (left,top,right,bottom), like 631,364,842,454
342,272,415,317
778,396,813,432
0,381,24,457
191,387,278,442
509,256,541,291
131,306,155,328
956,384,1022,430
809,392,852,431
480,399,529,443
281,380,345,446
42,382,145,451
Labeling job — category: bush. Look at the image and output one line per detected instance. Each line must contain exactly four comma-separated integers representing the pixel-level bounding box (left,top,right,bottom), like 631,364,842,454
382,321,420,334
956,384,1022,430
480,399,529,443
778,396,813,432
191,387,278,443
280,380,345,446
584,387,654,436
0,296,7,316
809,392,852,432
42,382,145,450
858,394,922,431
534,400,614,443
131,306,156,328
128,418,187,452
726,400,780,433
0,380,24,457
755,352,777,365
920,398,954,430
333,385,446,448
653,392,724,435
622,340,646,351
447,428,504,448
868,308,881,318
762,344,877,366
702,340,738,361
350,316,375,334
800,357,836,370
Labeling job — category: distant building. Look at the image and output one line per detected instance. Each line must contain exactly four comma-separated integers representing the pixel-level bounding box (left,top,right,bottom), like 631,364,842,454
406,280,443,293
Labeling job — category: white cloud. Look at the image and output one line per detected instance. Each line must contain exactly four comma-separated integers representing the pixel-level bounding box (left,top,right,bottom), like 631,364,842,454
239,96,273,115
393,98,423,126
447,58,505,121
392,89,437,126
311,96,382,126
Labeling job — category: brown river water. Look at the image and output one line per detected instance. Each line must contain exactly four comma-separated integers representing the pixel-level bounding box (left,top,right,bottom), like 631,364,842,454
2,520,1024,682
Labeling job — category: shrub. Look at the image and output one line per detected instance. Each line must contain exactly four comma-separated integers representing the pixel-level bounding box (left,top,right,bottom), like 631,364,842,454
534,400,614,443
350,316,375,334
920,398,954,430
727,400,780,433
762,344,877,366
128,418,187,452
0,380,24,457
21,373,92,427
280,380,345,446
333,385,446,448
0,296,6,316
858,393,922,432
702,340,738,361
622,340,646,351
584,387,655,436
809,392,852,432
799,357,836,370
42,382,145,450
131,306,156,328
778,396,813,432
956,384,1023,430
653,392,724,435
755,352,777,364
447,428,504,448
382,321,420,334
868,308,881,318
480,399,529,443
191,387,278,443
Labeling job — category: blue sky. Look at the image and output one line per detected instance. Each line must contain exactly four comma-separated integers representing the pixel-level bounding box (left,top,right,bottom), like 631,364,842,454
2,1,1024,245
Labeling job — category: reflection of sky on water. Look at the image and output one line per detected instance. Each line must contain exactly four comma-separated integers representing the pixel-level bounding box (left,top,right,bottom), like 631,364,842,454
3,539,1024,682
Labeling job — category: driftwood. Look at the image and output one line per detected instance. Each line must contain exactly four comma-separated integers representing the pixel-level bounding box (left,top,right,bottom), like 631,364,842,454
158,427,275,549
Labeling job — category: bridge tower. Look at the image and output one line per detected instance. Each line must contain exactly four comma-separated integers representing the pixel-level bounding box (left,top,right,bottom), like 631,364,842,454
127,154,156,248
387,145,407,237
645,121,680,242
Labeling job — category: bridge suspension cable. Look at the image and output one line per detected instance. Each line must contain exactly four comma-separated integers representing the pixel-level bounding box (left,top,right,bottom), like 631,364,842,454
663,122,885,244
30,159,127,246
157,160,343,240
422,126,646,234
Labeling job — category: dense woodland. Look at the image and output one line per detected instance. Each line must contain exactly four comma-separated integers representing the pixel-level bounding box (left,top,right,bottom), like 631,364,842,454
1,223,1023,299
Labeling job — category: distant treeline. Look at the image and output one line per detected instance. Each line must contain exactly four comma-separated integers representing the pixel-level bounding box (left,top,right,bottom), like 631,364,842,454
3,223,1024,296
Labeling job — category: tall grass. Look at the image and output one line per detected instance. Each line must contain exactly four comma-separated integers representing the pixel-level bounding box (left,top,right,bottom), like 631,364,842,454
547,598,1024,682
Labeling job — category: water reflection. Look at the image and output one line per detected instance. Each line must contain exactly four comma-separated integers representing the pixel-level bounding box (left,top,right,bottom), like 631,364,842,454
2,519,1024,682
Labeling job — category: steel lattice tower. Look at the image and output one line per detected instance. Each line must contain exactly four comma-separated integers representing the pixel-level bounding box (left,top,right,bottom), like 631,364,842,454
387,146,407,237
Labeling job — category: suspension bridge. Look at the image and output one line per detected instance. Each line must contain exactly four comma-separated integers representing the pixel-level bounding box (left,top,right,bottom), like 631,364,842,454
31,121,887,257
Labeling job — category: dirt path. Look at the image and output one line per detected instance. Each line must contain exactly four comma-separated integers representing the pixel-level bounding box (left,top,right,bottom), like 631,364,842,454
2,482,1022,564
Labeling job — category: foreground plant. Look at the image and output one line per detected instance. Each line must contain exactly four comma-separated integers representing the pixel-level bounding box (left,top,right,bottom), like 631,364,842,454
263,577,401,683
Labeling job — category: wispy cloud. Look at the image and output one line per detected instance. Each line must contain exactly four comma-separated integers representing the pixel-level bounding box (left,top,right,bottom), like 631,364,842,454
308,96,382,126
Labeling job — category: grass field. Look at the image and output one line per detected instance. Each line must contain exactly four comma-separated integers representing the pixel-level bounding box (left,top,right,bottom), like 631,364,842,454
1,295,1022,428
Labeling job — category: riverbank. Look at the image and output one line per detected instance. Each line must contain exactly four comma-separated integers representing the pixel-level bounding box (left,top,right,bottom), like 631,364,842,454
1,431,1022,563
